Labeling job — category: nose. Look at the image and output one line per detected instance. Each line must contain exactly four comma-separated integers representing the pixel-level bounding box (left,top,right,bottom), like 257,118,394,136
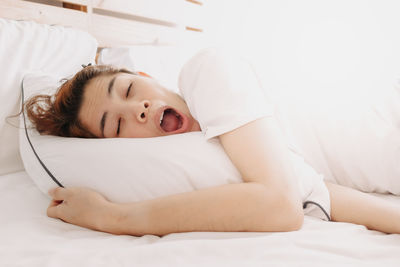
136,100,150,123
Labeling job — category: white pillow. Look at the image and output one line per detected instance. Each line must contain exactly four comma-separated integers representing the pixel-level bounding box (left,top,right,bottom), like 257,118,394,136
19,72,243,203
0,19,97,175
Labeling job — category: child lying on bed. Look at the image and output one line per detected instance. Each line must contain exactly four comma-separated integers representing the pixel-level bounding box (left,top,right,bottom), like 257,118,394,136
24,48,400,236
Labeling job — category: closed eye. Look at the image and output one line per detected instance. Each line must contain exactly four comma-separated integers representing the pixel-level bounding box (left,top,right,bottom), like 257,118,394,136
116,118,121,136
126,82,133,98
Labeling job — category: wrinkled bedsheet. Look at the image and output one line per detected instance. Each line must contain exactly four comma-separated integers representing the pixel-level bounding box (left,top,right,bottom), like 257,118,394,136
1,171,400,266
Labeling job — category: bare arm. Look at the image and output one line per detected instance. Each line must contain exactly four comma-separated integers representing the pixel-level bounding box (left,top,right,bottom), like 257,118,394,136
47,183,301,236
105,182,302,236
325,181,400,234
122,117,303,237
47,116,304,236
219,117,303,204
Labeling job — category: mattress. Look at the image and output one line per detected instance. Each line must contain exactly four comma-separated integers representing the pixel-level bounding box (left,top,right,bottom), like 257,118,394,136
1,171,400,266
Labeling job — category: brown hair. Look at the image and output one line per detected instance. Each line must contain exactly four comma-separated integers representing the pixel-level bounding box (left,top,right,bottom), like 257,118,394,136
24,65,134,138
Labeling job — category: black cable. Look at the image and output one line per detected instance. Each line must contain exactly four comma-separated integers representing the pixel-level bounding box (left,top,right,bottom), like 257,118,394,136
21,78,64,188
303,200,331,221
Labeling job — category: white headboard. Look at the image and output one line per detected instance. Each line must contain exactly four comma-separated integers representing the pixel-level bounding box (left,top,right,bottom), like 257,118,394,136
0,0,206,47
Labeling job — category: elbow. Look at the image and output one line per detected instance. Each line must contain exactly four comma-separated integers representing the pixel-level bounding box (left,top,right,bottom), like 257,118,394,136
286,205,304,231
258,191,304,232
278,198,304,232
281,195,304,231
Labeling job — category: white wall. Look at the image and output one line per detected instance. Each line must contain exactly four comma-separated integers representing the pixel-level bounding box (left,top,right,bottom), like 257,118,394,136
204,0,400,103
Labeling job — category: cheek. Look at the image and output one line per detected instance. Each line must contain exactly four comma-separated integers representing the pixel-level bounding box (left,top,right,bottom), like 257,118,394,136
162,91,184,105
145,81,173,98
77,113,91,132
122,122,158,138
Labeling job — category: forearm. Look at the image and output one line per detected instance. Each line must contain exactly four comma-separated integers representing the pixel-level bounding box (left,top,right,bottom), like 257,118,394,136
325,181,400,234
105,182,303,236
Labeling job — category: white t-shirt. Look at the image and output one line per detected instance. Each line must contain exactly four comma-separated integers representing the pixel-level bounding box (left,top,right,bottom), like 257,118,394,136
179,48,273,140
179,47,331,221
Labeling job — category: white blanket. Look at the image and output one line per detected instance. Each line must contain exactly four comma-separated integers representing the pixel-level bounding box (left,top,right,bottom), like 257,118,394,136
1,171,399,266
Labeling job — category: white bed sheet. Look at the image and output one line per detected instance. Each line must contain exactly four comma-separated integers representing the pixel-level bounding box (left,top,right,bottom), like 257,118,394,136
1,171,400,266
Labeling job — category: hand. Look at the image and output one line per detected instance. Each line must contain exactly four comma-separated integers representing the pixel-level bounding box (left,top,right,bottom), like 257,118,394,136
47,187,116,232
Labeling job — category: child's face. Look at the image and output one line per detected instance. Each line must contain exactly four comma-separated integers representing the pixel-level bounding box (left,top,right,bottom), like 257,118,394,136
78,72,201,138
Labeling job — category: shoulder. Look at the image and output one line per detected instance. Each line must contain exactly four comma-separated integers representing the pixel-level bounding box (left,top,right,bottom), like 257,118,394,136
178,47,251,98
178,47,220,89
178,47,273,140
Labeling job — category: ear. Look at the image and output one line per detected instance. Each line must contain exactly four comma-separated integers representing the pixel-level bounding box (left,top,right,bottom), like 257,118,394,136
137,71,152,78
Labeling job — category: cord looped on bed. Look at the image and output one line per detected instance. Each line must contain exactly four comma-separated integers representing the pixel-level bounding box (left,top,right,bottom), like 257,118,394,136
303,201,331,221
21,78,64,188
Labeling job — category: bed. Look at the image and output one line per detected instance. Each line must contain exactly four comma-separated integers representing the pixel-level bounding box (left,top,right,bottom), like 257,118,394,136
1,0,400,266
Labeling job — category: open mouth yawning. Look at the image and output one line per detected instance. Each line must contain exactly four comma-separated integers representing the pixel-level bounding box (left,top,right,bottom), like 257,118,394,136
160,108,183,132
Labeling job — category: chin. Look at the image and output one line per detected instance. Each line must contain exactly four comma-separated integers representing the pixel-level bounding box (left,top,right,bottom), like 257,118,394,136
191,122,201,132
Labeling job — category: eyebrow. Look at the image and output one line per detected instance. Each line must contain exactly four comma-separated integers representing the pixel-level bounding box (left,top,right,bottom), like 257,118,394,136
108,76,117,95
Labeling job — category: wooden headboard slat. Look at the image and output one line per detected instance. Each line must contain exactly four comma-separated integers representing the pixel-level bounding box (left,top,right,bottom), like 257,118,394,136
0,0,206,48
0,0,89,30
56,0,88,6
91,0,182,26
92,7,177,28
91,13,180,47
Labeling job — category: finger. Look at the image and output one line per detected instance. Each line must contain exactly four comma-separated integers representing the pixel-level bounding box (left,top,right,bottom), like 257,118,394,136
48,199,63,208
47,203,59,219
48,187,69,201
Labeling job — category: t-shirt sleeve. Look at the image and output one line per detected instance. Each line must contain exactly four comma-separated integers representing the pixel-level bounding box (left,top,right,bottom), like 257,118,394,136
178,48,275,140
